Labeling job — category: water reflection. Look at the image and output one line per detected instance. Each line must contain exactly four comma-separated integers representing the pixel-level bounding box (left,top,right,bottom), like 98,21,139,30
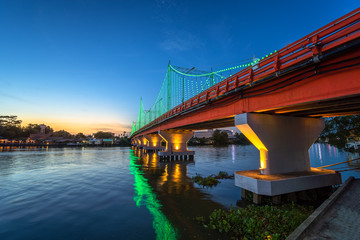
132,148,224,240
129,150,177,240
309,143,360,180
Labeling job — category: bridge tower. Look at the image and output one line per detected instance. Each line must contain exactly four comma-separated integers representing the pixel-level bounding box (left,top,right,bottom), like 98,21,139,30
167,62,171,112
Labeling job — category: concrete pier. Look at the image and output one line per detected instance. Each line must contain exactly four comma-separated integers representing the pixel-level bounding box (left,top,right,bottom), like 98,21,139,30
235,168,341,197
234,113,341,203
158,130,195,161
143,133,165,152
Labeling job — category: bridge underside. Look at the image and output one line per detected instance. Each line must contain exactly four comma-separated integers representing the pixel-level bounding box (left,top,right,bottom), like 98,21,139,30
171,92,360,131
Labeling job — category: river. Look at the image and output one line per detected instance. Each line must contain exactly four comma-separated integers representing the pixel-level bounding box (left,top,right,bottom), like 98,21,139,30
0,144,359,239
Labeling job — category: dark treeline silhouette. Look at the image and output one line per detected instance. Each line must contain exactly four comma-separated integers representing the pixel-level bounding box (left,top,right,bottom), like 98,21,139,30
0,116,131,146
320,115,360,149
188,130,251,146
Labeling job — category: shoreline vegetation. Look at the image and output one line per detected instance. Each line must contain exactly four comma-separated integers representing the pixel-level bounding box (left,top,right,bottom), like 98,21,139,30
196,203,314,240
192,171,234,188
0,115,131,147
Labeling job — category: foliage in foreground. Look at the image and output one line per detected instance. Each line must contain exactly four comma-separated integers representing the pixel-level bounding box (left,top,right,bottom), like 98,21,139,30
192,171,234,187
196,203,313,240
320,115,360,148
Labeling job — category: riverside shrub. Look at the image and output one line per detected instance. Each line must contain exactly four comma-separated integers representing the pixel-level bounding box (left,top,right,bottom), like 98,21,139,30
199,203,313,240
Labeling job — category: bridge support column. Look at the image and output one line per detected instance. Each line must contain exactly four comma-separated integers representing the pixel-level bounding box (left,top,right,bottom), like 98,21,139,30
134,137,144,148
138,136,148,148
158,130,195,161
235,113,324,174
143,133,165,152
234,113,341,201
132,139,139,147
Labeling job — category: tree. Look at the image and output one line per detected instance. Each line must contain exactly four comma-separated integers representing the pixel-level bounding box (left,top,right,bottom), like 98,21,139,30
22,124,53,137
212,130,229,146
0,115,22,127
75,133,86,139
94,131,114,139
320,115,360,148
118,136,131,146
234,132,251,145
53,130,73,139
0,116,22,139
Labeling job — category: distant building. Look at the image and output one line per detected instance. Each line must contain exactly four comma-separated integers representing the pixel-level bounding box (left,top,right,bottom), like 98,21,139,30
89,139,102,145
103,139,114,146
194,129,235,139
194,129,214,139
221,130,235,139
29,124,51,141
39,124,46,134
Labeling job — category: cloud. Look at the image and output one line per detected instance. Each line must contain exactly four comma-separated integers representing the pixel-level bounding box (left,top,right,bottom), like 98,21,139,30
156,0,177,9
91,122,132,133
159,31,203,52
0,91,34,104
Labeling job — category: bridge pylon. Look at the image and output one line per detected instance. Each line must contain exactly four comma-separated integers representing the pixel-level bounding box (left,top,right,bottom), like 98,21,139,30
134,136,146,148
158,130,195,161
234,113,341,202
143,133,165,152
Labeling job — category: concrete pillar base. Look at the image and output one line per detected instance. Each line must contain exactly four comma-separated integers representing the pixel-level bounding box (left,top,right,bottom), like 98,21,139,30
253,193,262,204
272,195,282,205
235,168,341,197
159,152,194,161
143,146,165,152
241,188,247,199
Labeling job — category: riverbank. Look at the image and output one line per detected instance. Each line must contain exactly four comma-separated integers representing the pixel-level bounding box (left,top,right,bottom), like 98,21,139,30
0,143,131,150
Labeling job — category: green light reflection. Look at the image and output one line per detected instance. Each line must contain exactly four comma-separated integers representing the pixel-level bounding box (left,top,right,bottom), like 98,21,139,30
129,150,177,240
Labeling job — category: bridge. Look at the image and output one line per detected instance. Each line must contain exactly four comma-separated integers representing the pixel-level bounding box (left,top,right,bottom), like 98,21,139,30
131,8,360,201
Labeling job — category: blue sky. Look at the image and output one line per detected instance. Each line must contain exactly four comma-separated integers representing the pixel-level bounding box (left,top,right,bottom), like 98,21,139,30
0,0,358,134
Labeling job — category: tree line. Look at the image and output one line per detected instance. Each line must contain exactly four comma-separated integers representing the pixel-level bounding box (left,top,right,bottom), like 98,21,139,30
0,116,121,140
320,115,360,148
2,114,358,148
189,130,251,146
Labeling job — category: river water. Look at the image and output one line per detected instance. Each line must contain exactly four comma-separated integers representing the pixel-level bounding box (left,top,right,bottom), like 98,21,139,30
0,144,359,239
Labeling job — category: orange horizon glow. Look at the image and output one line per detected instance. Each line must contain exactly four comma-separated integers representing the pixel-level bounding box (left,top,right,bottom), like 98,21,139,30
20,118,131,135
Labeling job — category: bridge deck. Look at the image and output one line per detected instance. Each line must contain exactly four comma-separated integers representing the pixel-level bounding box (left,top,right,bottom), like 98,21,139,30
288,177,360,240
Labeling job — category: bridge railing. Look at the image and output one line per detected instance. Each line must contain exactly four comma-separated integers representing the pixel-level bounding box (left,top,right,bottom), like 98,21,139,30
132,7,360,137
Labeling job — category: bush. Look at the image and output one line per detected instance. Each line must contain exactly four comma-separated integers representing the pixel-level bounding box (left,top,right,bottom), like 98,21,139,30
193,174,220,187
192,171,234,187
199,203,313,240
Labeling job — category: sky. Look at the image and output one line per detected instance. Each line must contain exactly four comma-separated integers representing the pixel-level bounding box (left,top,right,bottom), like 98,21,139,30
0,0,358,135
